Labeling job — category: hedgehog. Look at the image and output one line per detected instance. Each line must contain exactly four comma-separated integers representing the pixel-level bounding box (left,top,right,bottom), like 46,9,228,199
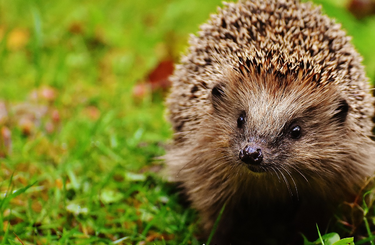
164,0,375,244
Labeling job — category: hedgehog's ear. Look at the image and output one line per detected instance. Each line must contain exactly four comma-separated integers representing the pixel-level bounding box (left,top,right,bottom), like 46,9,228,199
333,99,349,124
211,83,225,109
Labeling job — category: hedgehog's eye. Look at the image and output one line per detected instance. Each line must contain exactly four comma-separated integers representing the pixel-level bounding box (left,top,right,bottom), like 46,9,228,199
290,125,301,139
237,112,246,128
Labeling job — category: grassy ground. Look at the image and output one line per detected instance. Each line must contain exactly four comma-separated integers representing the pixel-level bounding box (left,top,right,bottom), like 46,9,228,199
0,0,375,244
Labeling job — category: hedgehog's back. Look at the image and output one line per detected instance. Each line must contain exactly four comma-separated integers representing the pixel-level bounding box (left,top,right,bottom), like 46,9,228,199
167,0,374,143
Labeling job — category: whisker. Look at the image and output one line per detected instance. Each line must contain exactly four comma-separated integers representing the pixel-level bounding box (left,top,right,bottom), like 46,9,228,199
270,166,281,182
281,165,299,200
277,168,293,197
290,165,308,183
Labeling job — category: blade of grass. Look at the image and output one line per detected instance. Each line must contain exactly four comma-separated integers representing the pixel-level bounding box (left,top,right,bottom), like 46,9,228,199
1,220,10,245
317,224,325,245
0,173,14,210
206,203,226,245
362,190,375,245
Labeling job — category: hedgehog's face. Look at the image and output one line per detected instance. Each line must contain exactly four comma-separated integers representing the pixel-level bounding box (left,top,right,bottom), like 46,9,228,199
210,71,352,182
234,109,304,174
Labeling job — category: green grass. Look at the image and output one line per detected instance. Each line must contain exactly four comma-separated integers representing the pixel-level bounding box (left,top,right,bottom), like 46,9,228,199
0,0,374,244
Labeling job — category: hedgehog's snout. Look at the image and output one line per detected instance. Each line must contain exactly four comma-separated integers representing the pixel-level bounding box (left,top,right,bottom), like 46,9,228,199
239,145,263,165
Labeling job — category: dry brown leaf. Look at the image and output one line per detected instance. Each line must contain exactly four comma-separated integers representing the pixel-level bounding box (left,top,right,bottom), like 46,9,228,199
348,0,375,19
147,59,173,90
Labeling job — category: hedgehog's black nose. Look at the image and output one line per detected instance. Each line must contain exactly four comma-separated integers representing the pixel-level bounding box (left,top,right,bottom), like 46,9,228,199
239,146,263,165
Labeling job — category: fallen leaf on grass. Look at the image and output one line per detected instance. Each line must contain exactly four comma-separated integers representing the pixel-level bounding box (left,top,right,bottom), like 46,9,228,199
147,60,173,90
132,59,174,99
348,0,375,19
